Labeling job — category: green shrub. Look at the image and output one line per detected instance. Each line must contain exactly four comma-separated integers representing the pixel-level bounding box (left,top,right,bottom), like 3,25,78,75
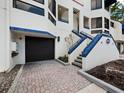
58,55,68,63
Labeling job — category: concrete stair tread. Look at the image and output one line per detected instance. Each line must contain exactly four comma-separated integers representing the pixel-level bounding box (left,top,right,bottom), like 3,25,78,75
79,54,82,57
77,56,82,60
76,84,106,93
75,59,82,63
72,62,82,68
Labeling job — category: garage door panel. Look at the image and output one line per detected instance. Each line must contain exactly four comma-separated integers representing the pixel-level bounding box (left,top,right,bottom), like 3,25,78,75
26,36,55,62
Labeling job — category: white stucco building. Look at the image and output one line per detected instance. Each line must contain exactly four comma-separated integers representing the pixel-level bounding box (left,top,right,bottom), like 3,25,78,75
0,0,124,72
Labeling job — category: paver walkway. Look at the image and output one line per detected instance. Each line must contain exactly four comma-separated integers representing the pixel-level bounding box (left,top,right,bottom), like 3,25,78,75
13,60,91,93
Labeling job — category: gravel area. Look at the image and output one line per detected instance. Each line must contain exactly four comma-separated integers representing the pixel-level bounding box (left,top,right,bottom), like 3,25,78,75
0,75,4,84
0,65,21,93
87,60,124,90
13,60,91,93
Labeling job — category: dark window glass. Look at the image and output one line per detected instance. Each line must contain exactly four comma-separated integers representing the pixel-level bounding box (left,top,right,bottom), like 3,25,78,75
91,30,102,34
104,18,109,29
13,0,44,16
91,17,102,28
84,16,89,29
111,22,114,28
104,30,109,34
48,0,56,17
105,6,109,11
122,30,124,34
58,5,69,23
48,13,56,25
97,0,102,9
33,0,44,4
91,0,102,10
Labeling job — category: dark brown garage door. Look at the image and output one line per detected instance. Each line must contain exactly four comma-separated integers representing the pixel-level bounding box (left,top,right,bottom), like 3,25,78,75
25,36,55,62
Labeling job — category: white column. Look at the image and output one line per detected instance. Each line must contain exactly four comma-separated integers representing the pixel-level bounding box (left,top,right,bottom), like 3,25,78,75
5,0,11,71
0,0,11,72
121,43,124,53
0,0,6,72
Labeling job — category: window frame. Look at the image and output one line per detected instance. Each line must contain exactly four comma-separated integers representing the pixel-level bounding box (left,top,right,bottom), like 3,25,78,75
91,0,102,10
58,5,69,23
122,29,124,35
33,0,44,4
111,22,114,28
48,0,56,17
13,0,45,16
91,17,102,29
91,30,102,34
84,16,89,29
48,12,56,25
104,30,109,34
104,18,110,29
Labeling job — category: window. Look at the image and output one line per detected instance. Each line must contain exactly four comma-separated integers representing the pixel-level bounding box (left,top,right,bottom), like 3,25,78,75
48,13,56,25
73,8,80,31
104,18,109,29
91,30,102,34
33,0,44,4
122,30,124,34
84,16,89,29
91,17,102,28
104,30,109,34
58,5,69,23
13,0,44,16
111,22,114,28
48,0,56,17
105,6,109,11
91,0,102,10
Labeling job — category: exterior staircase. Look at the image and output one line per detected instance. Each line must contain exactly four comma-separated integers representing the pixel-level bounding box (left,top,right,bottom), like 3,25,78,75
70,31,94,68
70,31,119,71
72,54,82,68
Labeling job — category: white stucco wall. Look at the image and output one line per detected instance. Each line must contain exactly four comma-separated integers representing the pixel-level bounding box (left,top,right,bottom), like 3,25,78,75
0,0,123,72
9,0,92,62
83,36,119,71
69,39,87,63
0,0,11,72
0,8,7,72
11,33,25,65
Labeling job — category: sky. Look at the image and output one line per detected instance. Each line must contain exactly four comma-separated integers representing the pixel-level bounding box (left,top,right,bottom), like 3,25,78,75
118,0,124,4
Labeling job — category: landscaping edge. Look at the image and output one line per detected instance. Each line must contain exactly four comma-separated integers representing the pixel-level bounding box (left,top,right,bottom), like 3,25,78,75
78,70,124,93
55,59,70,66
7,65,24,93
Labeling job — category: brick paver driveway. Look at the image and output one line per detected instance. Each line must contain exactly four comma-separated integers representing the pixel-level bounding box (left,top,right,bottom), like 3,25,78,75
13,60,91,93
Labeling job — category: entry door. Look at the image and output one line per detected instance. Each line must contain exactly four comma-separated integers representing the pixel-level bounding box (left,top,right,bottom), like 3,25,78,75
73,8,80,32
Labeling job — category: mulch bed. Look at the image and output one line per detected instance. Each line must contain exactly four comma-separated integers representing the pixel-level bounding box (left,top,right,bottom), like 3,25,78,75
87,60,124,90
0,65,21,93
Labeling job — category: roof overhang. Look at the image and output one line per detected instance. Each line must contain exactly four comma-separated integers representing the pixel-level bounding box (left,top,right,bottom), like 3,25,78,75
105,0,117,7
10,26,56,38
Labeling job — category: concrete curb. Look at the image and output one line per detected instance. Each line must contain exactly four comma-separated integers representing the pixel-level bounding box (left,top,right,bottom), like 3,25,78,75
7,65,24,93
55,59,70,66
6,64,16,73
76,83,106,93
78,70,124,93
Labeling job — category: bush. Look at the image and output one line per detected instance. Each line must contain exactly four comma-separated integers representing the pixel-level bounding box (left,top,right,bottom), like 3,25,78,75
58,55,68,63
